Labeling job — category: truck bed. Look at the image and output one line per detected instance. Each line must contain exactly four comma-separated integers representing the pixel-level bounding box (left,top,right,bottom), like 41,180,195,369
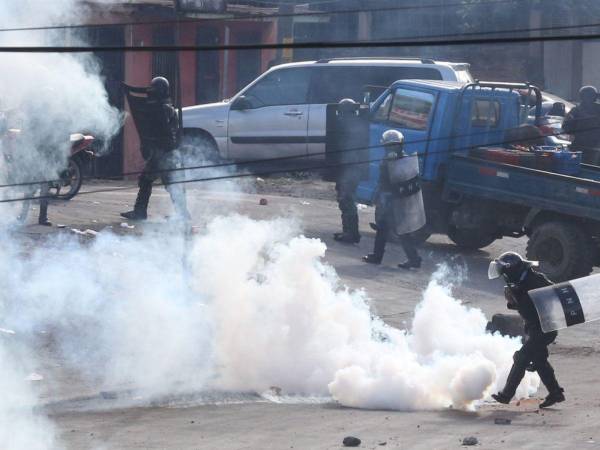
446,154,600,222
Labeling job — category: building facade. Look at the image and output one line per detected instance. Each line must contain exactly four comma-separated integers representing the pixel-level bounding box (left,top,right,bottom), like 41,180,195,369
87,1,600,176
86,0,277,176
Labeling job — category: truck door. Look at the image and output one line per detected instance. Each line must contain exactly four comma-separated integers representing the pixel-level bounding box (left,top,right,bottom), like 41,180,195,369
356,87,436,204
228,68,311,161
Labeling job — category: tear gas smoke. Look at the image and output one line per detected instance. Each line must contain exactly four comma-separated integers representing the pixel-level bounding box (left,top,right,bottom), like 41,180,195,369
0,0,122,222
0,1,121,447
1,217,539,441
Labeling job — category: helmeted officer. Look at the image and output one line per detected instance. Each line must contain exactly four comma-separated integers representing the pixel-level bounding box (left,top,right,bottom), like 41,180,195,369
489,252,565,408
363,130,424,269
333,98,362,244
121,77,190,222
563,85,600,164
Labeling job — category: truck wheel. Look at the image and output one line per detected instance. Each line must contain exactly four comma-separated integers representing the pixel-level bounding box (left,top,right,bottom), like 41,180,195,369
447,226,496,250
526,221,594,282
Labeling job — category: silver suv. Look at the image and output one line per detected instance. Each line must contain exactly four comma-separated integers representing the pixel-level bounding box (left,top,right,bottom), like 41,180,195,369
182,58,473,161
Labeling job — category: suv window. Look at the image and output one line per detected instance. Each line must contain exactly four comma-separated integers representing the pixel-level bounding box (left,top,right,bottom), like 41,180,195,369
243,68,312,108
471,99,500,127
374,88,435,130
310,66,443,104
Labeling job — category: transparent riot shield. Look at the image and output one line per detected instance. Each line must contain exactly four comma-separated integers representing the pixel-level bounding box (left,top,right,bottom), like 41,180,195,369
529,273,600,333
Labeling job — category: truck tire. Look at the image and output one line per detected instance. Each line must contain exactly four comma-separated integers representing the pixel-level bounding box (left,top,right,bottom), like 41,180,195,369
526,221,594,282
447,226,496,250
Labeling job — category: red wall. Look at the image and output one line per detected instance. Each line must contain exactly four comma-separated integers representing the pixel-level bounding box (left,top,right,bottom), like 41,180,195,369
123,24,153,176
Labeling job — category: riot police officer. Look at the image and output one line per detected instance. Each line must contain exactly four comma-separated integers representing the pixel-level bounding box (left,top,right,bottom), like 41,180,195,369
121,77,190,222
563,85,600,164
489,252,565,408
362,130,424,269
333,98,362,244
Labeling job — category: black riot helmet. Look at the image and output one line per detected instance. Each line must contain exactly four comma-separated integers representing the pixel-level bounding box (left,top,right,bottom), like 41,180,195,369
150,76,171,101
488,251,539,283
579,85,598,105
337,98,359,115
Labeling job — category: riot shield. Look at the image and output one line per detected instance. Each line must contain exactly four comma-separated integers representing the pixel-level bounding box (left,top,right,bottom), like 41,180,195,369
123,84,176,159
529,273,600,333
323,103,370,182
388,155,426,235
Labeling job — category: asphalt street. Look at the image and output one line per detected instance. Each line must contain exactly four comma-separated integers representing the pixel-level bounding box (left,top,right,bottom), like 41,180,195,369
11,180,600,450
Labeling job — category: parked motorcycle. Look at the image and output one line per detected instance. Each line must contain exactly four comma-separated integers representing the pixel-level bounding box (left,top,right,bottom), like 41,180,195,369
1,129,95,224
51,133,95,200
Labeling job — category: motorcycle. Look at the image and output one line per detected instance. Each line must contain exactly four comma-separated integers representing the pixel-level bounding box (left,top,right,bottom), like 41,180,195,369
52,133,95,200
1,129,95,223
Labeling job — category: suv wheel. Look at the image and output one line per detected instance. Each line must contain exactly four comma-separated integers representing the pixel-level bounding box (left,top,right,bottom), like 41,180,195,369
181,130,220,164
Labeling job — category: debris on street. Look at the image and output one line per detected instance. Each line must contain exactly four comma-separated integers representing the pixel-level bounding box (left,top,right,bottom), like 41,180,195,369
342,436,361,447
462,436,478,446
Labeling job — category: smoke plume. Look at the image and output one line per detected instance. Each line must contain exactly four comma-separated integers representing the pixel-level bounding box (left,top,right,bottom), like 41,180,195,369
0,0,122,221
1,218,539,424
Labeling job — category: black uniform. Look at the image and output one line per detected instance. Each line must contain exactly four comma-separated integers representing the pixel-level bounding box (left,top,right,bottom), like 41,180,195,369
124,90,190,221
367,156,420,266
563,101,600,164
497,269,563,400
332,100,365,244
335,168,361,240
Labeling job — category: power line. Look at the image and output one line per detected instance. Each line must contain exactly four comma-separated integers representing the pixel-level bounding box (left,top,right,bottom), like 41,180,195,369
0,117,565,190
0,0,550,34
0,122,577,204
2,23,600,53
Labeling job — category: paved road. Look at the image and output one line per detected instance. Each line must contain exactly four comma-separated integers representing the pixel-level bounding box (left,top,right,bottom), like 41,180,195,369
10,181,600,449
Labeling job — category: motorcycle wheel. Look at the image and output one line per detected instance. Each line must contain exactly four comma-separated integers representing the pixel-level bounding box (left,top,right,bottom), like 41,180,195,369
57,158,83,201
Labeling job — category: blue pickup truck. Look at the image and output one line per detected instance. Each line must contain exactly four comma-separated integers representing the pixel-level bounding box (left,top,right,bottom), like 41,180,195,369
354,80,600,282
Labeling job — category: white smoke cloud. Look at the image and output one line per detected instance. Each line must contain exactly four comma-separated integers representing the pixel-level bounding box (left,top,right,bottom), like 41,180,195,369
329,269,539,410
1,216,539,427
0,1,122,448
0,0,122,222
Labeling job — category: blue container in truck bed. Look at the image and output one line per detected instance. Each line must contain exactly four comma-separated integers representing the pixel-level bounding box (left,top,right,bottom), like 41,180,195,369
353,79,600,281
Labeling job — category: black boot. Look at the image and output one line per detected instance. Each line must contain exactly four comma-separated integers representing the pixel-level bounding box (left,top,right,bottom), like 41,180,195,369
121,182,151,221
539,389,565,408
362,253,382,264
334,232,361,243
536,360,564,408
38,184,52,226
398,236,421,269
335,215,360,243
493,353,528,404
120,210,147,221
334,220,350,241
38,200,51,226
363,227,386,263
491,392,512,404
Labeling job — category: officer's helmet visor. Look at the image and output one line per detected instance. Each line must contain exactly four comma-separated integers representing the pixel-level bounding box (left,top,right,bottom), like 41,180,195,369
488,259,540,279
488,261,502,279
